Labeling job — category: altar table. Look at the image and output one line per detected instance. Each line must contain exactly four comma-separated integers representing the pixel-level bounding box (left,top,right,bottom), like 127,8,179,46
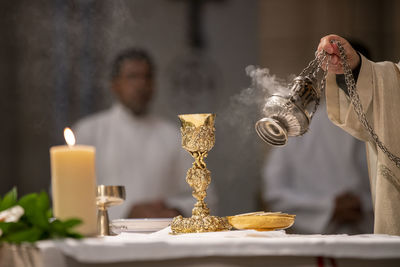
1,228,400,267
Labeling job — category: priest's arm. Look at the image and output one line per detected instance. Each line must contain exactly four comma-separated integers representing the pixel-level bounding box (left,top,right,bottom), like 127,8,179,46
319,34,400,235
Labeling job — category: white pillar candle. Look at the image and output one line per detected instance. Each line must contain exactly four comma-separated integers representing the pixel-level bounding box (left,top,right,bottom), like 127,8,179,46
50,128,97,236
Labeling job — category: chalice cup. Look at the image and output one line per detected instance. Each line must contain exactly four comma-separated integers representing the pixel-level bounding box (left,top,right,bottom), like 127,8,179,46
96,185,125,236
171,113,231,234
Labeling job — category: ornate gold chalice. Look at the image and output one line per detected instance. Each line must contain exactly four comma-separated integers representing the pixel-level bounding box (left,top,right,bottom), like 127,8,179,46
96,185,125,236
171,113,231,234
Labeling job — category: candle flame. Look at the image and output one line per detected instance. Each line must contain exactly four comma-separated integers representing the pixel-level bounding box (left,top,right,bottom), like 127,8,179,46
64,127,76,146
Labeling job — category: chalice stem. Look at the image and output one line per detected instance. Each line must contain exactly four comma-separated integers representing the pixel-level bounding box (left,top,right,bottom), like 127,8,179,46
97,207,110,236
191,151,207,169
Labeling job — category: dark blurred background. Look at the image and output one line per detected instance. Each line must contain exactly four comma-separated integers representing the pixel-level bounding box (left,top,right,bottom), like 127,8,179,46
1,0,399,216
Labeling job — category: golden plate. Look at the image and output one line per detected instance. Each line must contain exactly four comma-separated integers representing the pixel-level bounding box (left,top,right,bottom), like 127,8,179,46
227,211,295,231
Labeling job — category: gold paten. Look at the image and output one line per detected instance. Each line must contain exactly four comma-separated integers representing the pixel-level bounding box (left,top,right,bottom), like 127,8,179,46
171,114,231,234
227,211,295,231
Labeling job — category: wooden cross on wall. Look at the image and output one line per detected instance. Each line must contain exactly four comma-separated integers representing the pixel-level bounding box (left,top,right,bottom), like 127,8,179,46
168,0,227,111
173,0,226,49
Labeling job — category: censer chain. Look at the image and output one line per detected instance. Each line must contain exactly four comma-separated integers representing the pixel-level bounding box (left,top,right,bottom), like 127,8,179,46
331,40,400,169
296,50,329,116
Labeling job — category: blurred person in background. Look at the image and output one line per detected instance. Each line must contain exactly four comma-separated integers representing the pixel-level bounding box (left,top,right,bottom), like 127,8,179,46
261,40,374,234
74,48,216,220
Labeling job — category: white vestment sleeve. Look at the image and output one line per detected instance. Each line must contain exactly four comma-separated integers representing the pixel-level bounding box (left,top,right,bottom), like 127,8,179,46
326,56,400,235
325,55,374,142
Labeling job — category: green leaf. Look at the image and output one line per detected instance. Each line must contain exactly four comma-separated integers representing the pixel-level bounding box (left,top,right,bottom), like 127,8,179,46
0,222,26,235
18,193,38,209
0,187,17,212
0,190,83,244
5,227,43,243
18,192,49,230
36,192,50,213
48,218,82,239
65,232,83,239
46,209,53,219
62,218,82,229
17,192,37,222
32,192,50,230
49,219,67,236
18,193,38,224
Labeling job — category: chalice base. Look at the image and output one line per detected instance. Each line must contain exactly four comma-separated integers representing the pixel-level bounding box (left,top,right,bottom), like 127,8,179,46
171,215,231,234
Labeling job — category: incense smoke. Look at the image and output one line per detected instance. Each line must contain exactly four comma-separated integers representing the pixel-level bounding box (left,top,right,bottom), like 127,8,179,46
221,65,292,136
245,65,291,98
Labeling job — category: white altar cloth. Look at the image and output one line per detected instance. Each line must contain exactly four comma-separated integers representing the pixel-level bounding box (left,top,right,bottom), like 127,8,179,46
44,227,400,262
2,227,400,267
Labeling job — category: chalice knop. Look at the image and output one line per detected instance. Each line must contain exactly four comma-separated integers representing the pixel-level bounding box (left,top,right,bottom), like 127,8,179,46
171,113,231,234
96,185,125,236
